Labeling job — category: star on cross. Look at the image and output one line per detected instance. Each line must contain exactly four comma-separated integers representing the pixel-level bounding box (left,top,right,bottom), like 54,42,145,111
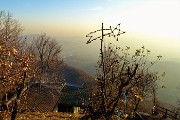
86,23,125,44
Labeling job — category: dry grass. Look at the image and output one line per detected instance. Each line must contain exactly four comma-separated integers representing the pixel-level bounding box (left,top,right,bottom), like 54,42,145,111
0,112,85,120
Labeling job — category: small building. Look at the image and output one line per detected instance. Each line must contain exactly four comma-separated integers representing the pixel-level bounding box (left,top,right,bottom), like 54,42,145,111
54,83,92,114
20,82,92,114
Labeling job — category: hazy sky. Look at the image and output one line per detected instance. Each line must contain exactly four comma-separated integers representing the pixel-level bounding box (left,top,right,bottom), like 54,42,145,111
1,0,180,60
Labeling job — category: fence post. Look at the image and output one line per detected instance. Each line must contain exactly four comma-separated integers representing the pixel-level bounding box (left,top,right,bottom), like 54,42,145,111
165,109,167,118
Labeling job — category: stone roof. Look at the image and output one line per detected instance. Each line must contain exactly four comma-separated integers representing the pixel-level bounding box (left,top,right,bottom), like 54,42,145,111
21,83,62,112
20,82,92,112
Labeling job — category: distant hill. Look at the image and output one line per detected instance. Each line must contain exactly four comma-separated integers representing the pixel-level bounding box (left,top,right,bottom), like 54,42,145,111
62,63,96,88
64,55,97,77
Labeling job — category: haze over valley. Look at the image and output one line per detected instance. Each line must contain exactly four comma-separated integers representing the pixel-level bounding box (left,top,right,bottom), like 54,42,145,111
1,0,180,119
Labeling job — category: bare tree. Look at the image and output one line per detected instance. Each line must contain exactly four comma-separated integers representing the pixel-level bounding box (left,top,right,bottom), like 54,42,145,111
30,33,63,84
0,11,22,48
0,11,37,120
86,23,161,119
0,11,63,120
31,33,63,73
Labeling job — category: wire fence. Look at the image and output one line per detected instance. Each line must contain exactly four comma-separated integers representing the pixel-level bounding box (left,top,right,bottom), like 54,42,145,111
156,105,179,120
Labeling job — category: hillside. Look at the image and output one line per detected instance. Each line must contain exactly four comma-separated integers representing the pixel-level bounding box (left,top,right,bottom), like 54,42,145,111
62,63,96,87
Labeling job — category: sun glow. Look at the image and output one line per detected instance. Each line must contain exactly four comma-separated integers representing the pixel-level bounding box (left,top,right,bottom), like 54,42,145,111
106,0,180,41
132,1,179,39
